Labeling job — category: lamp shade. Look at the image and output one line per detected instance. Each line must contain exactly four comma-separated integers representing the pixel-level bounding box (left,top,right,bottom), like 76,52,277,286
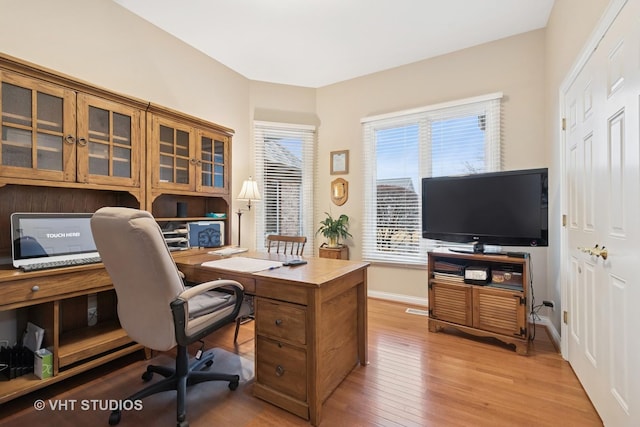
237,178,261,201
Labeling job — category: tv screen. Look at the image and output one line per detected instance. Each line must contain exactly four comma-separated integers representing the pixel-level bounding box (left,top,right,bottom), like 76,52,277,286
421,168,548,250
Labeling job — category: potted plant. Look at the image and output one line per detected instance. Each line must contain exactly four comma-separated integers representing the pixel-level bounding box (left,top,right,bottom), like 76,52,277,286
317,212,352,248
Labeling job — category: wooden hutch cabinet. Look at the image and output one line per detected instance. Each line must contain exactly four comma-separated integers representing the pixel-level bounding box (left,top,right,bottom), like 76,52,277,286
146,105,232,244
0,69,144,194
0,53,233,403
427,250,530,354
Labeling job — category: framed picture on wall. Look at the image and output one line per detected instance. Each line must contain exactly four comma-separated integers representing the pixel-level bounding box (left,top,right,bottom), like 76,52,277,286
330,150,349,175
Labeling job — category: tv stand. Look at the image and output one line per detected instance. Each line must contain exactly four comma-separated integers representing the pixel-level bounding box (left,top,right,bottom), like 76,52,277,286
427,250,530,354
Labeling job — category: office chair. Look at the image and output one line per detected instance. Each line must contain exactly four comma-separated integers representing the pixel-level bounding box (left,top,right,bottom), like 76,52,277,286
91,207,244,427
231,234,307,343
266,234,307,255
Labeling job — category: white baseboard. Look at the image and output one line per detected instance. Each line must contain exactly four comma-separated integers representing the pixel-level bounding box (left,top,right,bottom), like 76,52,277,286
368,290,427,307
529,314,561,350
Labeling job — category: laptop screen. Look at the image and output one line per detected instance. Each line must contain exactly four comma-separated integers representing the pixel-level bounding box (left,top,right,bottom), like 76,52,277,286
11,212,99,268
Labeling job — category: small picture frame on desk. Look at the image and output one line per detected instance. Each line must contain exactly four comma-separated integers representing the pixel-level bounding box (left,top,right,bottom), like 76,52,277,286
330,150,349,175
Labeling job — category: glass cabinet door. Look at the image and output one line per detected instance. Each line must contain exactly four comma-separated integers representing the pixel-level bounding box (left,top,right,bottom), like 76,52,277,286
196,129,228,193
0,71,76,182
152,115,194,191
76,94,141,187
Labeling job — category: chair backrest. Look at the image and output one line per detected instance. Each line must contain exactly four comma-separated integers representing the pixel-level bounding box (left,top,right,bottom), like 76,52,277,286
266,235,307,255
91,207,185,351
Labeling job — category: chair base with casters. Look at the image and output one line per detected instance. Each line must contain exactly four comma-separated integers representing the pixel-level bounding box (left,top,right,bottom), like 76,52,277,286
109,345,239,427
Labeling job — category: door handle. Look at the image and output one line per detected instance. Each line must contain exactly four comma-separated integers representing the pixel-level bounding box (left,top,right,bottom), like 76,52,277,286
578,244,608,260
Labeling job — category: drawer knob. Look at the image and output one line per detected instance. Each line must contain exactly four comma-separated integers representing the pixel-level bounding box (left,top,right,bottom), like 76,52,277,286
275,365,285,377
275,319,282,326
31,285,40,292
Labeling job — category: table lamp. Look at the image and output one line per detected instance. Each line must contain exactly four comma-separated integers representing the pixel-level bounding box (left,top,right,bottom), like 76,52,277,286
236,177,261,247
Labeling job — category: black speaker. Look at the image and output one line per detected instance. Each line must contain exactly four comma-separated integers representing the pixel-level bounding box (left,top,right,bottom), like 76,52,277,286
177,202,188,218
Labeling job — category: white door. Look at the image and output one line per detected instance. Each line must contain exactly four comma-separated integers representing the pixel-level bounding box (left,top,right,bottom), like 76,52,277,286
562,1,640,425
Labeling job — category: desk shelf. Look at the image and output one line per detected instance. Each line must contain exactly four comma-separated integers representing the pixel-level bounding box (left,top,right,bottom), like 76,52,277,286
0,343,144,404
58,321,134,369
0,267,142,404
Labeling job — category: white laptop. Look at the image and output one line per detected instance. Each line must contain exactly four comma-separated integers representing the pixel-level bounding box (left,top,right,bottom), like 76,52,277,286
11,212,101,271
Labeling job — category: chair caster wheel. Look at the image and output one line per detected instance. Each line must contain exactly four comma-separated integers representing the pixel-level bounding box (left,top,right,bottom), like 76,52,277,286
229,380,239,391
109,410,121,425
142,371,154,381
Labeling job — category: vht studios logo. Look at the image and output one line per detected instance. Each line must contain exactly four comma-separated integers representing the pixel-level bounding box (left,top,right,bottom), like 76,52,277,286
34,399,143,411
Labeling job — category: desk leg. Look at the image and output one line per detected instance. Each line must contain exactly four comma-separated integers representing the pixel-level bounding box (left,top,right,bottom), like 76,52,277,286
358,271,368,365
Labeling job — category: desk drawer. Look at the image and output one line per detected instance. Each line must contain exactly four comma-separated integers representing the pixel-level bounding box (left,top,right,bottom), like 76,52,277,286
1,269,112,307
256,335,307,401
255,298,306,345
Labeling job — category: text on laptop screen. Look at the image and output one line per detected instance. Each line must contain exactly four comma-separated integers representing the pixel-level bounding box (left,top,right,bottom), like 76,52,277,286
12,213,97,262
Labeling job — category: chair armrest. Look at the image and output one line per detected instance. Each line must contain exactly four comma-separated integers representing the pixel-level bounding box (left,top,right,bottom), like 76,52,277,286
177,279,243,301
170,279,244,346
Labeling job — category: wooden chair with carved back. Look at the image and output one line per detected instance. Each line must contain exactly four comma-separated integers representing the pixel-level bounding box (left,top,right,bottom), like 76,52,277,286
266,234,307,256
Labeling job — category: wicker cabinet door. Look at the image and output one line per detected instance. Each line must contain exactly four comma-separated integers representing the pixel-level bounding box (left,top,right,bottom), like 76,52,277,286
472,287,526,337
429,281,472,327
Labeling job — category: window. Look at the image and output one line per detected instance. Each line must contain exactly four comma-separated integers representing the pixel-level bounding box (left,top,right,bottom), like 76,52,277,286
362,93,502,265
254,121,316,251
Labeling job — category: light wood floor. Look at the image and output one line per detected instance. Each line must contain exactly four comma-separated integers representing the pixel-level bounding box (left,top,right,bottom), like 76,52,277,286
1,298,602,426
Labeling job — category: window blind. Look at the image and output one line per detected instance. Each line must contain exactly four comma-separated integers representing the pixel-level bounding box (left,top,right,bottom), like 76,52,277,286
254,121,316,252
362,93,502,265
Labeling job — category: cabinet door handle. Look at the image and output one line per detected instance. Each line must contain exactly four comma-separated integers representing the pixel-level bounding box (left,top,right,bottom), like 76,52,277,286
65,135,76,144
189,158,198,165
77,137,88,147
275,319,282,326
31,285,40,292
275,365,285,377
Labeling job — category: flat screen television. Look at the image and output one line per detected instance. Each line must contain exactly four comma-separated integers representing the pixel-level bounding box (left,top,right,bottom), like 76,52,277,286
421,168,548,252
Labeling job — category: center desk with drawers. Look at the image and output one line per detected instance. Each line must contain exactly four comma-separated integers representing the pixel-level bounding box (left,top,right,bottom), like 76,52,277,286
172,249,370,426
0,249,369,426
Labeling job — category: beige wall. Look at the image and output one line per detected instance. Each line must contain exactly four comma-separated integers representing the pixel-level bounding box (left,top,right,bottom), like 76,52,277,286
544,0,610,331
316,30,548,302
0,0,613,312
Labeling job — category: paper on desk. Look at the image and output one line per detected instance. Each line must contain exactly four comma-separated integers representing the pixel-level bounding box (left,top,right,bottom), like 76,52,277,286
208,247,248,256
201,256,283,272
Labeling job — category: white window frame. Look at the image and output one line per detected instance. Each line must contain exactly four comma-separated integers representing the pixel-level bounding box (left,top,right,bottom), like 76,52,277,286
362,93,502,266
253,121,316,252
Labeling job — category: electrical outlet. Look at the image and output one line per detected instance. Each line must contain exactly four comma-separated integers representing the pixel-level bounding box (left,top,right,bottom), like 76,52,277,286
542,300,555,311
87,308,98,326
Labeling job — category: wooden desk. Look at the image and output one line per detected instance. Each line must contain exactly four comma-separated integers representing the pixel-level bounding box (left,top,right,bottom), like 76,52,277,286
173,249,369,426
0,264,143,404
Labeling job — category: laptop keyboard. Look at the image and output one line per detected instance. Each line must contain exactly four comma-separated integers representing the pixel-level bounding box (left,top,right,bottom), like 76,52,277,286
20,256,102,272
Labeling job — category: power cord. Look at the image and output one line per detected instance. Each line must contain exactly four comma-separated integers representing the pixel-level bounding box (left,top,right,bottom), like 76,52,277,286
528,253,537,341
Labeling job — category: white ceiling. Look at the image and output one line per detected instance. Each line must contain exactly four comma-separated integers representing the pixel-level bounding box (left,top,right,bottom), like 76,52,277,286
113,0,555,88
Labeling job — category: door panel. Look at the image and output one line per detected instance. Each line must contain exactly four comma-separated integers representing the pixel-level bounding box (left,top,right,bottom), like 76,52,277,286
562,1,639,425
